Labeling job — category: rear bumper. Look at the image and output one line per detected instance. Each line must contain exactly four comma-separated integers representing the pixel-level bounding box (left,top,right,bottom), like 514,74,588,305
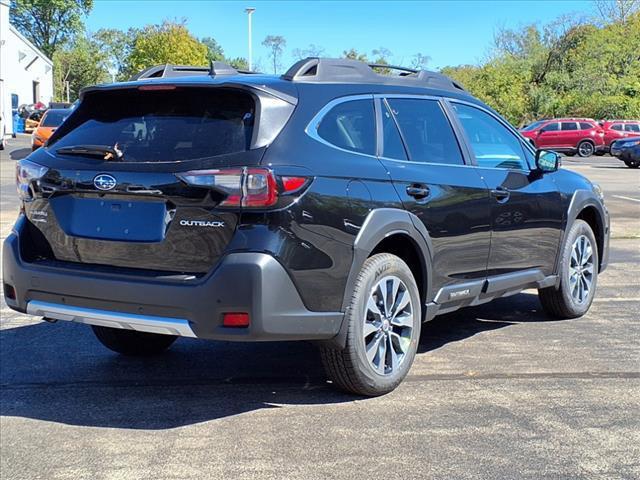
3,218,343,341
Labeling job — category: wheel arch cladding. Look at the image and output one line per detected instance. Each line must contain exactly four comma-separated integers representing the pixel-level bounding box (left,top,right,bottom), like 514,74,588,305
326,209,433,349
564,190,608,273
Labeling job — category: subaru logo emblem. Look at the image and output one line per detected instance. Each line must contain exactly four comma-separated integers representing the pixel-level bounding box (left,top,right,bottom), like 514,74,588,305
94,174,117,191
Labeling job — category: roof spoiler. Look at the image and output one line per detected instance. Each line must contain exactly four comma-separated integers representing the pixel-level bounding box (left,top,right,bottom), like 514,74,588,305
282,57,466,92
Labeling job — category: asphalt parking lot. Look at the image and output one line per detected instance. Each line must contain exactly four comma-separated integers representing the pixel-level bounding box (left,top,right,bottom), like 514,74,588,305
1,135,639,479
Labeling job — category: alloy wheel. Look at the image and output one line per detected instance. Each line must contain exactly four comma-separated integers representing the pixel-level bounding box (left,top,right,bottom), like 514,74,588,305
568,234,594,304
578,142,594,157
363,275,414,375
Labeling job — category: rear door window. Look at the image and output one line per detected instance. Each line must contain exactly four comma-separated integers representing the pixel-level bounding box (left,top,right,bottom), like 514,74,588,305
317,99,376,155
380,100,407,160
386,98,463,165
50,88,256,162
561,122,578,131
625,124,640,132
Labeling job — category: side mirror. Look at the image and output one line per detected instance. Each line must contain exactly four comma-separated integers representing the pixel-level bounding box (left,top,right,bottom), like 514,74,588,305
535,149,559,172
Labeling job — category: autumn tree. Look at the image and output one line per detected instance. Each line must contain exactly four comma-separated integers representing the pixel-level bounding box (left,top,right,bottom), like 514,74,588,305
125,21,208,76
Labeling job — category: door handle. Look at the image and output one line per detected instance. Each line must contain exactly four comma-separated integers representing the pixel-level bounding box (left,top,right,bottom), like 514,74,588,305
406,184,430,199
491,186,510,203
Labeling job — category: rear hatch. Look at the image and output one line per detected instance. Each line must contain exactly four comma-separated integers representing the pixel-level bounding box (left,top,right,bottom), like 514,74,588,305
20,84,295,274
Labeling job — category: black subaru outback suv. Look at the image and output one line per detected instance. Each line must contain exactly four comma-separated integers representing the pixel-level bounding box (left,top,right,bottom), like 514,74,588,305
4,58,609,396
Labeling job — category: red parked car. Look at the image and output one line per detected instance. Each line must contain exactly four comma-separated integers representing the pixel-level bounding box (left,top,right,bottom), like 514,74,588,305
599,120,640,151
520,118,605,157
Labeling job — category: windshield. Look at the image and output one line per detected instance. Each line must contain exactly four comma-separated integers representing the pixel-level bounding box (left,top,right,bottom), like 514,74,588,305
49,87,255,162
41,110,68,127
520,120,545,132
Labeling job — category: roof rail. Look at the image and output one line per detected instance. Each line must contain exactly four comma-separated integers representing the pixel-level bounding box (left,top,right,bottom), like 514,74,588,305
131,61,258,81
282,57,466,92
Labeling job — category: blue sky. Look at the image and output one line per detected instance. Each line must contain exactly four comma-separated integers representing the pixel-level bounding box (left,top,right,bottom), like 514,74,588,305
86,0,595,72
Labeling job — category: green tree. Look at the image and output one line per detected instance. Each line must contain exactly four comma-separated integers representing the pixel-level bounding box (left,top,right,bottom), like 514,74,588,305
53,35,109,101
227,57,250,70
201,36,225,62
125,21,208,76
262,35,286,73
10,0,93,57
342,48,368,62
92,28,135,81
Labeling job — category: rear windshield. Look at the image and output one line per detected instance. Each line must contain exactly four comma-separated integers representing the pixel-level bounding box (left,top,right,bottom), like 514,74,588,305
49,87,255,162
41,110,68,127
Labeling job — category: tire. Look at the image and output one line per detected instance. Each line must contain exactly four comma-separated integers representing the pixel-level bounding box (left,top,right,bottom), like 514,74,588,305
624,160,639,168
92,325,177,356
321,253,422,396
538,219,598,319
577,140,595,157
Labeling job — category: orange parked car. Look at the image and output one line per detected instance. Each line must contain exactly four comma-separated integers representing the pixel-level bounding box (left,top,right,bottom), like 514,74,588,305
31,109,69,150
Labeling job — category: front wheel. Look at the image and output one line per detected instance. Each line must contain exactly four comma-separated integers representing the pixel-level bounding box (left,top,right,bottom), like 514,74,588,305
577,141,595,157
321,253,421,396
92,326,177,356
538,219,598,319
624,160,639,168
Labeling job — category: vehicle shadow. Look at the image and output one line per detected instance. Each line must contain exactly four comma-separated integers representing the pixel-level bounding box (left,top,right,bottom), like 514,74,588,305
9,147,31,160
1,293,552,430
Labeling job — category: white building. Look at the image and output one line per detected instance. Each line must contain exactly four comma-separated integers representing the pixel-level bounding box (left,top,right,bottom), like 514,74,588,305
0,0,54,136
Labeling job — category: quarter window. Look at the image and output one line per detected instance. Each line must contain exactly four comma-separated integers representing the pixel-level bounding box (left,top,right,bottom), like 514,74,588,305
386,98,463,165
317,99,376,155
579,122,593,130
451,103,528,170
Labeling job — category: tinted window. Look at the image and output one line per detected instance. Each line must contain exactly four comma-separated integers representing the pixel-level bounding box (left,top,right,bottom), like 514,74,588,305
542,122,559,132
625,124,640,132
561,122,578,131
580,122,593,130
51,88,255,162
452,103,528,170
381,101,407,160
611,124,623,131
41,110,68,127
386,98,463,165
520,120,545,132
317,99,376,155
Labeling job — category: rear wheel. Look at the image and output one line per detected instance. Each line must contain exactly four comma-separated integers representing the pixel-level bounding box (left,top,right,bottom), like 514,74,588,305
92,326,177,356
624,160,639,168
321,253,421,396
538,219,598,319
577,140,595,157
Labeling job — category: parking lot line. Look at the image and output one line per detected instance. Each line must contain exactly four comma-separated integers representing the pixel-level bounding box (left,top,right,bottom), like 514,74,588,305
593,297,640,302
611,195,640,203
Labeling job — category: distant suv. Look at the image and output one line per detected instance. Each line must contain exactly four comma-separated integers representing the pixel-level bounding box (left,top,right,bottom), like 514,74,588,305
600,120,640,150
520,118,605,157
4,59,610,396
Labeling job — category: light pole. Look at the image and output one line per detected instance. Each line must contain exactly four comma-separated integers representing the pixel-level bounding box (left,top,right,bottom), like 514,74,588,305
245,7,256,71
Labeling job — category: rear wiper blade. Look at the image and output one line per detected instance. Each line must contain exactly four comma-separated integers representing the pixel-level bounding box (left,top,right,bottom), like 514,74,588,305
56,144,124,161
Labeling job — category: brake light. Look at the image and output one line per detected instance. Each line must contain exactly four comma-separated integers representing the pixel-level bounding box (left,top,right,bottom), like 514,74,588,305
16,160,48,202
138,84,177,91
177,167,307,208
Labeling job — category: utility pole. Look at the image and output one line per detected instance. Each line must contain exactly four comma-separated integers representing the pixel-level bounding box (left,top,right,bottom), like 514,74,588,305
245,7,256,71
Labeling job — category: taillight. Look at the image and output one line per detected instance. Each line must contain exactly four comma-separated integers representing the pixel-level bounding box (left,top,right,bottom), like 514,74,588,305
16,160,48,202
177,167,308,208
